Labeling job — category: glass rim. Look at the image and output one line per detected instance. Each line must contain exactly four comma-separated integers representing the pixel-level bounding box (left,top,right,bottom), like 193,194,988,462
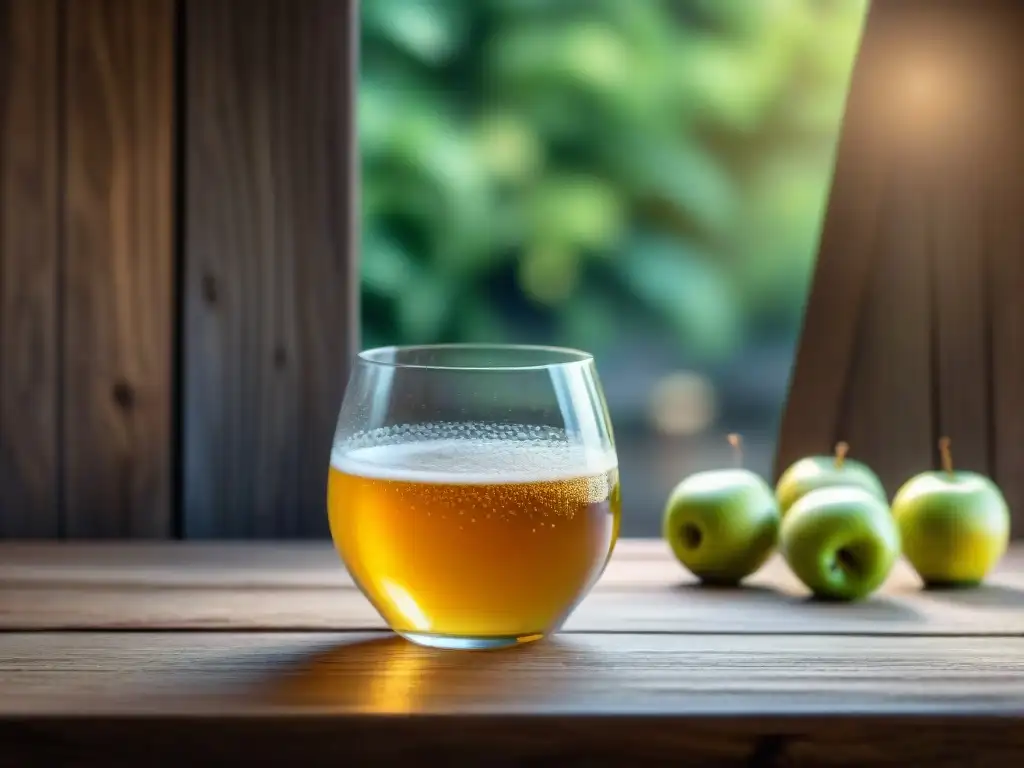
356,343,595,372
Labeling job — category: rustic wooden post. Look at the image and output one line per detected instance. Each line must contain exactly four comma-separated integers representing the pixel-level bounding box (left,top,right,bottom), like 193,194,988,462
1,0,175,538
182,0,358,538
63,0,176,537
0,0,61,537
776,0,1024,532
2,0,357,538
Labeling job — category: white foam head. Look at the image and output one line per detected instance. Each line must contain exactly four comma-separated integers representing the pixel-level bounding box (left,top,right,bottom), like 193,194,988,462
332,429,616,485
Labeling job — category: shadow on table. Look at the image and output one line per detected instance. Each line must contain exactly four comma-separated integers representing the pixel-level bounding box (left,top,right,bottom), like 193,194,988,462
671,582,780,599
670,581,927,624
921,582,1024,609
250,634,593,711
796,595,926,623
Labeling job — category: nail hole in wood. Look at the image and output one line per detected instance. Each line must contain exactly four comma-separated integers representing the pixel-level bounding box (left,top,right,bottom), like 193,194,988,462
202,273,219,304
112,380,135,410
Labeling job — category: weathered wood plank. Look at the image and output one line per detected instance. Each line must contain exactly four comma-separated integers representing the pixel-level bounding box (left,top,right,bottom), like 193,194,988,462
183,0,357,538
928,0,1024,489
837,156,934,498
2,632,1024,718
988,9,1024,535
0,539,672,586
3,571,1022,635
4,573,1024,635
62,0,175,537
990,170,1024,536
931,151,990,479
3,542,1024,635
0,0,60,537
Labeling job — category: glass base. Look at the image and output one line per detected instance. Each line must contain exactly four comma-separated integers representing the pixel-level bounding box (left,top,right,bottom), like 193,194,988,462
398,631,546,650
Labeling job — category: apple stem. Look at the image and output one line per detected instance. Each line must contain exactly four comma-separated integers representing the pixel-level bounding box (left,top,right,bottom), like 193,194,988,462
939,436,954,475
834,441,849,470
727,433,743,468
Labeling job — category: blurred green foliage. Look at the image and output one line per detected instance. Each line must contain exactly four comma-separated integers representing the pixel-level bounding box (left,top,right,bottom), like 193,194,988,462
360,0,867,364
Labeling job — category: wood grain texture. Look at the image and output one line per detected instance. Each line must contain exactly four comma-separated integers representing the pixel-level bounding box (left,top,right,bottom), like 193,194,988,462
932,165,989,477
62,0,175,537
0,538,669,587
987,4,1024,534
838,159,933,497
4,632,1024,715
4,541,1024,635
183,0,357,538
990,173,1024,533
0,0,60,537
928,0,1022,483
6,572,1024,634
2,633,1024,766
5,541,1024,765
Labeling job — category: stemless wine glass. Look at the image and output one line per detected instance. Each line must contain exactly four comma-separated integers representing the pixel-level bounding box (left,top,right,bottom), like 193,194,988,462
327,344,620,650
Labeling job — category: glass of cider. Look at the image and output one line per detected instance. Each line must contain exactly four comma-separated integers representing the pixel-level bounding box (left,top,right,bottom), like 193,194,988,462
328,344,620,650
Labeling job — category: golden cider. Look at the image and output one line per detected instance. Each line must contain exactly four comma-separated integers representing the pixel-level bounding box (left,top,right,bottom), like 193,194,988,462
328,437,619,644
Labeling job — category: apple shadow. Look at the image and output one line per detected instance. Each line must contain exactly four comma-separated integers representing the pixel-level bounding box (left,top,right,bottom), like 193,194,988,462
921,582,1024,609
669,580,927,623
671,581,781,599
795,594,928,623
235,633,593,710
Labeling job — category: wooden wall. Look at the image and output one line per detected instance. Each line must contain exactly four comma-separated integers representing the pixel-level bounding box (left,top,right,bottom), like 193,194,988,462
4,0,1022,538
0,0,356,538
776,0,1024,530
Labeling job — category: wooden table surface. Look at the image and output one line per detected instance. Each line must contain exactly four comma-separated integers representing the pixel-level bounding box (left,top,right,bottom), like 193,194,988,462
3,540,1024,766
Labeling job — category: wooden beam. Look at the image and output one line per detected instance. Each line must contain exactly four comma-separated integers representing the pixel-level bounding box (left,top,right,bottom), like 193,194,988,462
0,0,61,537
62,0,176,536
183,0,357,537
5,541,1024,635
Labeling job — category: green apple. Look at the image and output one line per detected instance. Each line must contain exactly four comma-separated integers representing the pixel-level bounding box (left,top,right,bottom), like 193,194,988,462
775,442,886,516
780,485,900,601
663,468,780,585
891,438,1010,587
